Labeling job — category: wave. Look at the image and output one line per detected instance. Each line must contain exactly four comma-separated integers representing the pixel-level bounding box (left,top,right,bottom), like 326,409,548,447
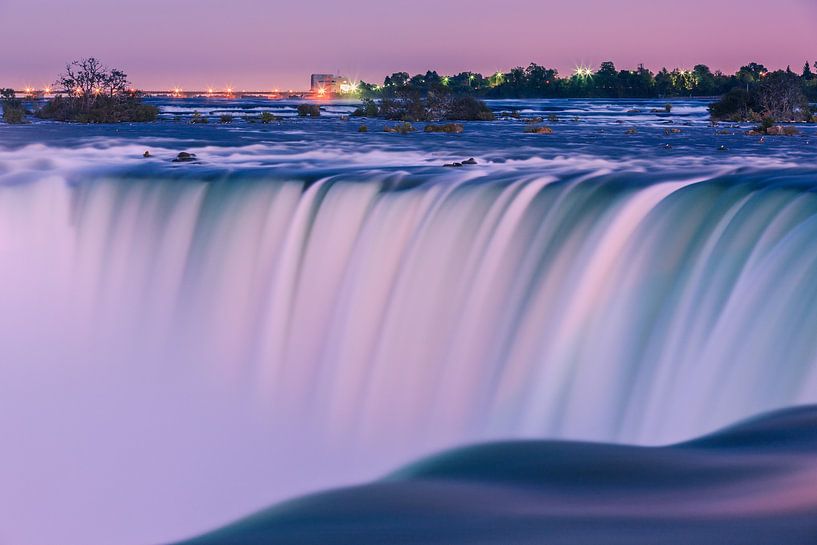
170,405,817,545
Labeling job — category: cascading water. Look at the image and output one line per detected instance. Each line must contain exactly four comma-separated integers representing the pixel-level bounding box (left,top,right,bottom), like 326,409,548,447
3,167,817,545
2,97,817,545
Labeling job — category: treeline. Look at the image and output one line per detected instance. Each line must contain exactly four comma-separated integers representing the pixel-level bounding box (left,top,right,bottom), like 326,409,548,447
359,61,817,100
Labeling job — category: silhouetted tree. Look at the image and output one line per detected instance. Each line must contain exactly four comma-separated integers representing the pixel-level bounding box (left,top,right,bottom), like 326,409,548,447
39,58,156,123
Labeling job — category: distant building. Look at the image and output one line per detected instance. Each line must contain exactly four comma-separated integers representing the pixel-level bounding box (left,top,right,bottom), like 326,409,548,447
310,74,356,95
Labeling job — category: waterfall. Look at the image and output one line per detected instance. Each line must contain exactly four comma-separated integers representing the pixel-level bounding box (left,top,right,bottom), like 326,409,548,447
2,171,817,545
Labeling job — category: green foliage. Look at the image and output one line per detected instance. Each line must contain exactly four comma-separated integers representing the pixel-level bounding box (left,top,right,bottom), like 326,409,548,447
1,88,27,124
804,79,817,102
710,70,811,122
758,117,775,132
709,88,756,121
362,60,817,101
260,112,277,123
445,96,495,121
219,114,233,124
297,104,321,117
36,95,157,123
2,103,26,124
358,90,493,122
352,99,380,117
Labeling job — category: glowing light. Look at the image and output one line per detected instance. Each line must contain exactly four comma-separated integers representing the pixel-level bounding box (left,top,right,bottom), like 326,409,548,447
317,87,326,96
92,87,102,95
339,81,359,94
43,86,51,94
574,65,594,78
442,76,450,86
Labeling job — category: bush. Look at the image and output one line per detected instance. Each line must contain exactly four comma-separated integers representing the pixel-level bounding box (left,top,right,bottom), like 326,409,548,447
710,71,811,122
190,111,209,124
445,96,495,121
358,125,368,132
1,89,26,124
710,88,755,121
36,95,158,123
359,92,494,122
352,99,380,117
297,104,321,117
757,116,775,133
220,114,234,124
260,112,278,123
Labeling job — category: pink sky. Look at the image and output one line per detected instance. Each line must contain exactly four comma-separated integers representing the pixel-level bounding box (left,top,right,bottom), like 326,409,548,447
0,0,815,90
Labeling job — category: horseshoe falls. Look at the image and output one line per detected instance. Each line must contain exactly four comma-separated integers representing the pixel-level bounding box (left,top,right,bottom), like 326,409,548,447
1,98,817,545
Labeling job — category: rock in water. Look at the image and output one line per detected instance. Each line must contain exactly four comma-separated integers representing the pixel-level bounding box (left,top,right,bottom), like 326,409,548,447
424,124,464,134
523,126,554,134
173,152,197,162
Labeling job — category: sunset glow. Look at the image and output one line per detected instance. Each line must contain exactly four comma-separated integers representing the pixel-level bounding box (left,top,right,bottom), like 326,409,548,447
1,0,814,89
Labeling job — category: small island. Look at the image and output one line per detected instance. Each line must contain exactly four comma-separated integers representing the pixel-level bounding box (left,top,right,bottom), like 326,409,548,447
2,58,158,124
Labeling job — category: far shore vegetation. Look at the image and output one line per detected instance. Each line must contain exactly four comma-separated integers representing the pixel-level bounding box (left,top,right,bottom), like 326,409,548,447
3,59,816,125
353,61,816,123
356,61,817,102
